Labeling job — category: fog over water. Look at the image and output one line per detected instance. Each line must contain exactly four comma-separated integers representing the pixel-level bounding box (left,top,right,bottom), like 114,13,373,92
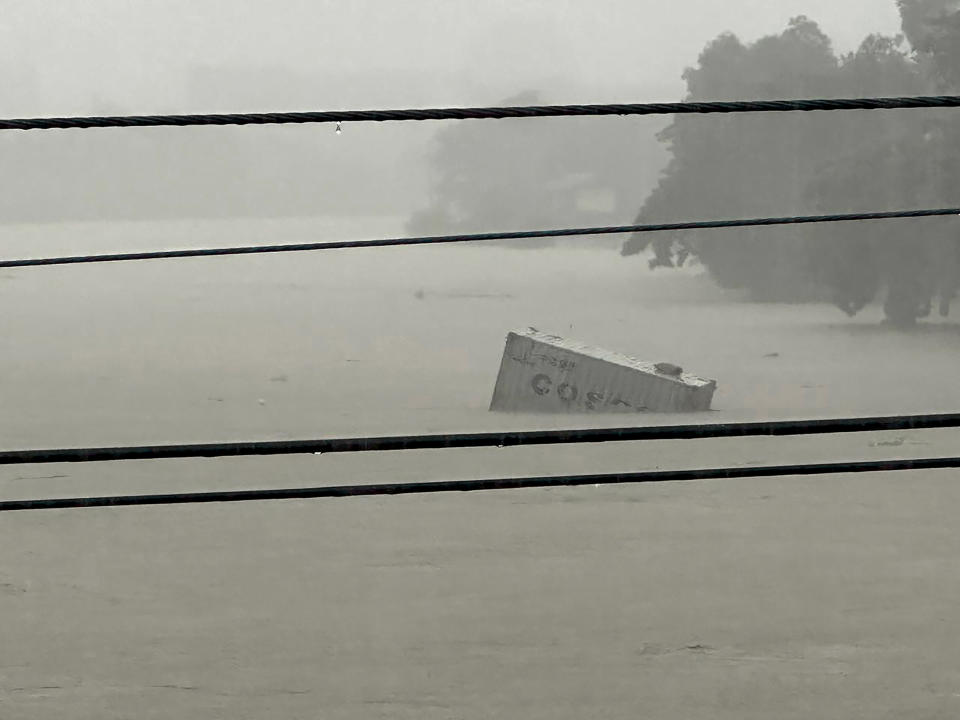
3,3,960,719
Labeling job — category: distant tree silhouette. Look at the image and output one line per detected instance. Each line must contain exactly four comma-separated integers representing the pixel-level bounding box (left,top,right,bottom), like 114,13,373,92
407,90,665,246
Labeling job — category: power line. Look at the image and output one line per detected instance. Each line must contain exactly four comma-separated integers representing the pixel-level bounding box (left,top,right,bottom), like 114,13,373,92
3,412,960,466
2,208,957,270
4,95,960,132
2,456,957,512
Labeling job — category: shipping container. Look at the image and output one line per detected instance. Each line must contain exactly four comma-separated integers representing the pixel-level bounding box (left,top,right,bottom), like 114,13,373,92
489,329,716,413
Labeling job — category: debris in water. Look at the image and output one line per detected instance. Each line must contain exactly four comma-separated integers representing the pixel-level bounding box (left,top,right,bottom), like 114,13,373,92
870,437,905,448
489,329,716,414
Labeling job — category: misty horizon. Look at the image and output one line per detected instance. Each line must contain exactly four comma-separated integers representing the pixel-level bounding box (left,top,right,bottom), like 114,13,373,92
4,4,960,719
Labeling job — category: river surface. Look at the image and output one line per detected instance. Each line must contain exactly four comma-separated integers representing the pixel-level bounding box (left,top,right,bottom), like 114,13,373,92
2,217,959,718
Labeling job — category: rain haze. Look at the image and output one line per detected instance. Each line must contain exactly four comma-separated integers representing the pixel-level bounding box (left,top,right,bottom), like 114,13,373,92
2,1,960,718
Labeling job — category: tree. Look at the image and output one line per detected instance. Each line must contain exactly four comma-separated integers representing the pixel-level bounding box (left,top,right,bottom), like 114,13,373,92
799,3,960,326
622,18,851,300
898,0,960,87
407,90,666,246
803,30,958,326
621,13,958,325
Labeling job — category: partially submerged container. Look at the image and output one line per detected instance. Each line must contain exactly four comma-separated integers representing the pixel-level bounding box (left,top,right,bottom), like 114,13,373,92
489,329,716,413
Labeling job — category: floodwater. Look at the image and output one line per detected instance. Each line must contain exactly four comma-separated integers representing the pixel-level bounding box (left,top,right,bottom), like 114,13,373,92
2,217,959,718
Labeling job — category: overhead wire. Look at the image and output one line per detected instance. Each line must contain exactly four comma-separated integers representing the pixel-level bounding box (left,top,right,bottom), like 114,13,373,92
2,456,958,512
4,95,960,132
2,411,959,465
2,208,957,269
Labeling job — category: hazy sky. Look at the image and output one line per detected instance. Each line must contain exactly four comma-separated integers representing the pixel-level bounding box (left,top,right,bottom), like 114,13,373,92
2,1,903,115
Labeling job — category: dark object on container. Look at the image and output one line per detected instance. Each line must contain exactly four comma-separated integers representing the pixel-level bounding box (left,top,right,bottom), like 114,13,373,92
654,362,684,377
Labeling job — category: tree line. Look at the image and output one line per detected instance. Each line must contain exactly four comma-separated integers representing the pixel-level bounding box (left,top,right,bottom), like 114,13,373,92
622,2,960,326
410,1,960,326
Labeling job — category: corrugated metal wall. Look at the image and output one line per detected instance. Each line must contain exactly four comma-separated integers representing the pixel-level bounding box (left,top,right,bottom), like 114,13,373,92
490,332,715,413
